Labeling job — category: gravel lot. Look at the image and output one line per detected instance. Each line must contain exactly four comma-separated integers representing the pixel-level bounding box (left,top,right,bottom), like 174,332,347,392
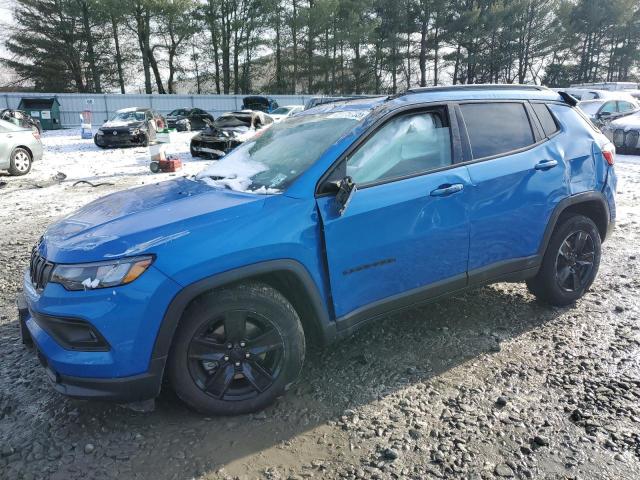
0,131,639,480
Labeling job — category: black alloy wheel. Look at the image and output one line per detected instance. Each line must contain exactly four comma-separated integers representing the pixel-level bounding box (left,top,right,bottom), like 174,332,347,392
187,310,285,401
527,214,601,306
168,283,305,415
555,230,596,292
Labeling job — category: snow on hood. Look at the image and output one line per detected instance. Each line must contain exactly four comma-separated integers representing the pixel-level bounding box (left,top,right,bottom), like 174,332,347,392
195,154,271,193
611,112,640,130
102,120,141,128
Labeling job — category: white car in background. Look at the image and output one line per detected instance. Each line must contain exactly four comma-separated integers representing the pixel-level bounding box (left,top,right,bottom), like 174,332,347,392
268,105,304,122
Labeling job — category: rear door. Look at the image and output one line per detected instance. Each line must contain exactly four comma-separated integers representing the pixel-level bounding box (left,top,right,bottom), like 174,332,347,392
459,101,568,277
316,106,471,320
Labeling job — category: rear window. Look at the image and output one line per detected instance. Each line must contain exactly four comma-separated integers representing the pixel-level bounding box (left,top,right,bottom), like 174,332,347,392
460,103,535,159
532,103,560,137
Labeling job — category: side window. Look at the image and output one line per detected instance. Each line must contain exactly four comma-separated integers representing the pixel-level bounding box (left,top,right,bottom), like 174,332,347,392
618,101,635,113
531,103,560,137
600,101,616,114
460,103,535,159
346,110,452,185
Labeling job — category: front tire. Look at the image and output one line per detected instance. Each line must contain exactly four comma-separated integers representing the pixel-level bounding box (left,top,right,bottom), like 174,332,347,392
527,214,601,306
168,283,305,415
8,147,32,176
94,134,106,149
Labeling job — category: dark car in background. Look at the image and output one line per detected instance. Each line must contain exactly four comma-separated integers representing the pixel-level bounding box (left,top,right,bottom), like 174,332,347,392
190,110,273,159
94,107,165,148
241,96,279,113
0,109,42,134
166,108,215,131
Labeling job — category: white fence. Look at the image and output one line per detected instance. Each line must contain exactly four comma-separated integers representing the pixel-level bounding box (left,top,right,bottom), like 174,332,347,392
0,93,315,127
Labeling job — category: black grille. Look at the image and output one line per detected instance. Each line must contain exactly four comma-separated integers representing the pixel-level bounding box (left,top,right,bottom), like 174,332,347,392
30,248,55,290
613,129,625,147
625,130,639,148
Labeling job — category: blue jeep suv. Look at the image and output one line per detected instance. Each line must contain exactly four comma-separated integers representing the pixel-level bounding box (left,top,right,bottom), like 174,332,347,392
18,85,617,415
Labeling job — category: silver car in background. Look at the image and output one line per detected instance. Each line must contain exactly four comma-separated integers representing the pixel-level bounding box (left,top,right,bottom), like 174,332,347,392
578,97,640,129
0,119,43,176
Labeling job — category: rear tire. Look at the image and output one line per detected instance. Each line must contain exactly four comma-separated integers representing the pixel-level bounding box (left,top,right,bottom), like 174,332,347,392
168,283,305,415
8,147,32,176
527,214,601,306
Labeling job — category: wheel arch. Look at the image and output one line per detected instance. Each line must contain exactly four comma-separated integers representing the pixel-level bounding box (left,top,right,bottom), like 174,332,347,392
12,145,33,160
538,191,610,256
151,260,335,368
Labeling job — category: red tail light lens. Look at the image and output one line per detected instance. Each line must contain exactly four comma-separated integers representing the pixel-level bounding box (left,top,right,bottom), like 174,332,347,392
32,130,40,140
601,143,615,166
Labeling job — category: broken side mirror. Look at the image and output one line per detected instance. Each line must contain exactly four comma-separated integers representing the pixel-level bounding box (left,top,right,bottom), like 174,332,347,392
333,177,357,216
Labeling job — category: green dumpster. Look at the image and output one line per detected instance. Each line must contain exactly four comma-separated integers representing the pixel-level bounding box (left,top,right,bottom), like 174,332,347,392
17,97,62,130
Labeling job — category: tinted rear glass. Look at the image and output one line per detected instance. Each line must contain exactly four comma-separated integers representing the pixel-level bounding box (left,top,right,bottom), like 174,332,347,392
460,103,535,159
532,103,559,137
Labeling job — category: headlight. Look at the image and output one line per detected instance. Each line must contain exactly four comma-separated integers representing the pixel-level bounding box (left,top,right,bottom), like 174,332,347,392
129,128,140,135
176,118,188,124
51,256,154,291
97,130,104,136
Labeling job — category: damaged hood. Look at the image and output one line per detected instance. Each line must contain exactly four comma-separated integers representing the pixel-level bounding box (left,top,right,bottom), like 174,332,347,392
100,120,145,130
610,112,640,130
40,177,265,263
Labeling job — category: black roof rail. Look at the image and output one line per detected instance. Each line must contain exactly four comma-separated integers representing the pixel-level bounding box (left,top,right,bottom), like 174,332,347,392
403,84,549,95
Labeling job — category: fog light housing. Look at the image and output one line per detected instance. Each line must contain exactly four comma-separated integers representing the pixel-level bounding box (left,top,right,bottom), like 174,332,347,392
32,312,109,351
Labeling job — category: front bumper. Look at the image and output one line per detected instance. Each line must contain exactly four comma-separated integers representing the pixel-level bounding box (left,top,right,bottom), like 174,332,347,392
611,128,640,154
96,131,147,147
31,141,44,162
17,299,163,401
18,264,181,401
190,137,240,158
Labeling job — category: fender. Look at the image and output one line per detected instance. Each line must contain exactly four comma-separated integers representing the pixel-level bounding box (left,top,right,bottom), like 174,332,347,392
149,259,336,367
537,191,611,256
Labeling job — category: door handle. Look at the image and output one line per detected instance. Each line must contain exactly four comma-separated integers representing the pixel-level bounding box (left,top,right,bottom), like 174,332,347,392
534,159,558,170
430,183,464,197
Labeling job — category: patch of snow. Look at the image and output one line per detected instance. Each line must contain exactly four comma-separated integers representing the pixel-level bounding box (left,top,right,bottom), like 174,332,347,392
82,277,99,289
618,154,640,165
0,128,214,223
102,121,133,128
195,140,270,193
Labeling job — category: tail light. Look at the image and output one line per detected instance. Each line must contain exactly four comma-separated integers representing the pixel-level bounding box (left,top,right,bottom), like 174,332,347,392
601,142,615,166
32,129,40,141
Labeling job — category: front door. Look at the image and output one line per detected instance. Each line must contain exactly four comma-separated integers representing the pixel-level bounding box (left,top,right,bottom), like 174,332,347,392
316,108,471,320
